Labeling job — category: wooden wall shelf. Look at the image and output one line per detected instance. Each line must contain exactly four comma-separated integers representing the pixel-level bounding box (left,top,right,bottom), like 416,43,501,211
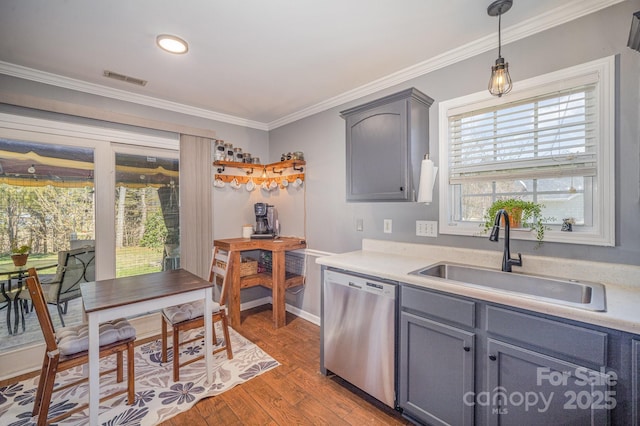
213,173,304,185
213,159,305,187
214,160,305,174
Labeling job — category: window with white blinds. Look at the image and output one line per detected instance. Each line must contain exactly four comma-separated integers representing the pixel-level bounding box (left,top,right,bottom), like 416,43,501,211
438,56,615,246
448,84,597,184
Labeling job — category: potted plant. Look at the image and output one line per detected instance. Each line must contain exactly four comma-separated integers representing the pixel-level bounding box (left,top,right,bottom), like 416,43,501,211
481,198,552,245
10,243,31,266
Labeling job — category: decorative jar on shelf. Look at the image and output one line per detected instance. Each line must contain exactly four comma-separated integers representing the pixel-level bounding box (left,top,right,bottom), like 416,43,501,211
234,147,244,162
214,140,226,161
225,143,234,162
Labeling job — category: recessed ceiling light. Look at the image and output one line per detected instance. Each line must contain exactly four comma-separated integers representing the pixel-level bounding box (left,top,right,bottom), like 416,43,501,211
156,34,189,54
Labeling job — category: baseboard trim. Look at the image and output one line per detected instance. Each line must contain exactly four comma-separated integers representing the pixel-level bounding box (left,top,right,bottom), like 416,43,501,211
286,303,320,326
245,295,320,326
240,297,272,312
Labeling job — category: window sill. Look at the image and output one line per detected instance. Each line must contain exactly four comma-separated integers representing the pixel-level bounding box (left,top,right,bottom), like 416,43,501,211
440,224,614,247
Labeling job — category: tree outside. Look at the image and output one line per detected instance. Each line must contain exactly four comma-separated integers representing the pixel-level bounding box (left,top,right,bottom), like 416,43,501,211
1,183,170,277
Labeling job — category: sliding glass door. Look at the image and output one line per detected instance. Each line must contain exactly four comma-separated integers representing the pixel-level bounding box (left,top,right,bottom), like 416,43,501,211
0,116,179,356
114,147,180,278
0,138,95,351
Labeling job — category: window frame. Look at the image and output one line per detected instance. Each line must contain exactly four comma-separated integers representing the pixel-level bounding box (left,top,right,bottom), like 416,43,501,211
438,56,615,246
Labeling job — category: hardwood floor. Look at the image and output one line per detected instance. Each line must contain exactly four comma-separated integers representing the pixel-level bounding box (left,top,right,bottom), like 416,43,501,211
161,305,412,425
1,304,412,425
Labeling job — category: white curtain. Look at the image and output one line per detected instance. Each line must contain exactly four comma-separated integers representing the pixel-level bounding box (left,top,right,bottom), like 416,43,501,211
179,134,213,280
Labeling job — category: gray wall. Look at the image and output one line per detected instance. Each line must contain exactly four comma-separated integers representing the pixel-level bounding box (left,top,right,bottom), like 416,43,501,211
270,1,640,267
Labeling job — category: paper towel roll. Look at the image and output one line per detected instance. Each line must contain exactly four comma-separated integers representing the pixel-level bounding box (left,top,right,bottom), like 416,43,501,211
417,157,438,204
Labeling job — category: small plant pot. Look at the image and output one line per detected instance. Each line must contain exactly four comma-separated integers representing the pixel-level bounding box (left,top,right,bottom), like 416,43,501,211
11,254,29,267
500,207,523,228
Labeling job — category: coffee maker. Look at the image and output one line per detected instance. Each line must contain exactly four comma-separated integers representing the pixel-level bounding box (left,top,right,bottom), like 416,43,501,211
251,203,277,239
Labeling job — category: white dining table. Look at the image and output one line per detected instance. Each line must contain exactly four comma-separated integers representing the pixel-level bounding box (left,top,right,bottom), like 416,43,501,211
80,269,214,424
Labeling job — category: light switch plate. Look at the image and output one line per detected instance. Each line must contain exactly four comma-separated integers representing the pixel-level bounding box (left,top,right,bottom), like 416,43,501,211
383,219,392,233
356,218,364,232
416,220,437,237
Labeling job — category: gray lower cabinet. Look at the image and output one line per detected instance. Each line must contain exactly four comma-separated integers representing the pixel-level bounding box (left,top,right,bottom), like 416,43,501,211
398,284,631,425
486,339,611,425
399,311,475,426
633,339,640,424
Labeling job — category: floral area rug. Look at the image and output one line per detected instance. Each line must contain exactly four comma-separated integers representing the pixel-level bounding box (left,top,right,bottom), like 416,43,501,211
0,325,279,425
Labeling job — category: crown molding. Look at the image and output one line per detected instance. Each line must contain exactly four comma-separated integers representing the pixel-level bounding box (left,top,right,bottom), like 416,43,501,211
0,0,624,132
0,61,269,131
268,0,625,129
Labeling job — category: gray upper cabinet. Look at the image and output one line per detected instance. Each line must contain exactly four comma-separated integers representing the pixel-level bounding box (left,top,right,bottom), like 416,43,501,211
340,88,433,202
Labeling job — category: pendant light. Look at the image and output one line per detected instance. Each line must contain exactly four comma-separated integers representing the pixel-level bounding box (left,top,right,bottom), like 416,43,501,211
487,0,513,97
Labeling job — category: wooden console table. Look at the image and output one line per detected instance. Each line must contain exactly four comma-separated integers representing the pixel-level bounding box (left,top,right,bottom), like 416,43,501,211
213,237,306,329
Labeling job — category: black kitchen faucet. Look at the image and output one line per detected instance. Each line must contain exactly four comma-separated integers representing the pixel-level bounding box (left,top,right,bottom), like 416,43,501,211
489,209,523,272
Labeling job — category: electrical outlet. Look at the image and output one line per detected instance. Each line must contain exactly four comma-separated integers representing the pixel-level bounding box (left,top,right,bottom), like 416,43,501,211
416,220,438,237
356,218,364,232
383,219,392,233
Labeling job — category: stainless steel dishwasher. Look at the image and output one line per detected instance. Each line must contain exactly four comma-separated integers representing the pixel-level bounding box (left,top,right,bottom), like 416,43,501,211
322,269,397,407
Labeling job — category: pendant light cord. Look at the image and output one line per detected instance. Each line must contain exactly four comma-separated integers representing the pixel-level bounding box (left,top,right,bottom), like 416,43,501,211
498,12,502,59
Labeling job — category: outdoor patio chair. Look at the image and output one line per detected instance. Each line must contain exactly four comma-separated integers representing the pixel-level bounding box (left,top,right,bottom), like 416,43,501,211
70,239,95,250
19,246,95,327
161,247,233,381
24,270,135,426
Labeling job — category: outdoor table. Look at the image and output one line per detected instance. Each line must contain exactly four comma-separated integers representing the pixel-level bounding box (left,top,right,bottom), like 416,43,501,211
0,259,58,335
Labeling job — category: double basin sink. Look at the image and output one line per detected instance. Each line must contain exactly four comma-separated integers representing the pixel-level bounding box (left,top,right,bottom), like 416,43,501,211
410,262,606,311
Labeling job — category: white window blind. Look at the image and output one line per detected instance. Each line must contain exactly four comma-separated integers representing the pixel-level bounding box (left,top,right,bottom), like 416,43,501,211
448,83,597,184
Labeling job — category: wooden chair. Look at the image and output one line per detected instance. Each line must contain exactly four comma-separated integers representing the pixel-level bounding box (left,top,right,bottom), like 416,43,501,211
25,269,136,426
161,247,233,381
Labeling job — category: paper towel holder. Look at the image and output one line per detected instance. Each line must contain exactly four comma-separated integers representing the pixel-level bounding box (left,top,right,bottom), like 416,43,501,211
417,154,438,204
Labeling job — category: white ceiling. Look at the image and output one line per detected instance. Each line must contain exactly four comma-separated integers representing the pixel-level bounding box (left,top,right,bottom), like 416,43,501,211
0,0,624,130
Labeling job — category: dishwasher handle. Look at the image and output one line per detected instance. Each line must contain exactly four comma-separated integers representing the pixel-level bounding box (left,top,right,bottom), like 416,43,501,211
324,270,396,299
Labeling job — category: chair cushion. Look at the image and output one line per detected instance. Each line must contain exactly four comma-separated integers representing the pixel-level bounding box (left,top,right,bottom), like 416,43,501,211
56,318,136,356
162,300,221,324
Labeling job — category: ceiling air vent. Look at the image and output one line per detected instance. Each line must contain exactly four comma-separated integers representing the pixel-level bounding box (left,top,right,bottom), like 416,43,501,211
103,70,148,86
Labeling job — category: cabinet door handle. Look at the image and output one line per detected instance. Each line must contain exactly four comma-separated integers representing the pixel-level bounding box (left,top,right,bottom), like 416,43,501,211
463,346,471,352
489,355,497,361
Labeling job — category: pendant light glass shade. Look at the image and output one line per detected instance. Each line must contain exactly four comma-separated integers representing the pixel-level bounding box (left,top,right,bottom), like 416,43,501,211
488,57,512,96
487,0,513,97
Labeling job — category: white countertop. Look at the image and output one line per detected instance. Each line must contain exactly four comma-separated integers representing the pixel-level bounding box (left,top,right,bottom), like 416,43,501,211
316,239,640,335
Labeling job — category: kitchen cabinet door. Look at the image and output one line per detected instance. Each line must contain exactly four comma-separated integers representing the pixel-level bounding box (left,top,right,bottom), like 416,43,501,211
633,339,640,425
341,88,432,202
399,311,475,426
485,339,612,426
